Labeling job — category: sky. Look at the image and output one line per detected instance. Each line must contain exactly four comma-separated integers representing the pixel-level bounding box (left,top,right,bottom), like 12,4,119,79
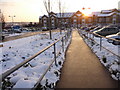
0,0,120,22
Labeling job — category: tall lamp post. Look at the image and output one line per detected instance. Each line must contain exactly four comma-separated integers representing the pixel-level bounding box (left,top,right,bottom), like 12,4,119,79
9,15,15,33
9,15,15,26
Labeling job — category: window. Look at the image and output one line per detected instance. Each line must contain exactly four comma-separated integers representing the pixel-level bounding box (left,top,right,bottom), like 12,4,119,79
99,18,102,22
43,17,47,19
82,19,85,22
106,18,110,22
113,15,116,18
52,24,54,26
73,16,77,18
77,14,81,16
51,17,54,19
88,18,91,22
44,20,46,23
44,18,47,21
52,20,54,23
44,23,47,27
74,19,77,22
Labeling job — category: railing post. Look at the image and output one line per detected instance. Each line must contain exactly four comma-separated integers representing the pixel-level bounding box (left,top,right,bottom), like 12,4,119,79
92,33,94,39
62,37,64,52
100,37,102,51
89,33,91,40
87,31,88,38
53,43,57,66
65,34,67,44
67,31,69,42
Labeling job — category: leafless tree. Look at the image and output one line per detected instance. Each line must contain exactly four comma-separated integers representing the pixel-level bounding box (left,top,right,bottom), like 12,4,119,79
58,0,66,33
58,0,62,34
43,0,52,39
0,9,6,41
0,9,5,29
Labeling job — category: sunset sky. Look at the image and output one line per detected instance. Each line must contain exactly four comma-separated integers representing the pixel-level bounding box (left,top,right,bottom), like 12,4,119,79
0,0,119,22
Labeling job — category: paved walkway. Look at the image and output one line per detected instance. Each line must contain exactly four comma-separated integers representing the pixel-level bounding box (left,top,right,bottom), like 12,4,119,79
57,30,118,88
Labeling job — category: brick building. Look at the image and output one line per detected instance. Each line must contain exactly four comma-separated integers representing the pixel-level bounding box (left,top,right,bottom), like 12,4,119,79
39,9,120,29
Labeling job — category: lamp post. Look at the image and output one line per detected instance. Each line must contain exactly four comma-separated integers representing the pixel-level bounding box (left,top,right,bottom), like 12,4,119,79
9,15,15,26
9,15,15,33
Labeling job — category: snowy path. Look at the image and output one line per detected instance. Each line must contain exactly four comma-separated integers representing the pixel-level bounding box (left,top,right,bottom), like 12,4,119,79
57,30,118,88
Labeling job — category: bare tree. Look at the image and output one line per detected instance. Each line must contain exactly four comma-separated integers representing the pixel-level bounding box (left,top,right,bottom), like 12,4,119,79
58,0,66,32
43,0,52,39
58,0,62,34
0,9,5,29
0,9,6,41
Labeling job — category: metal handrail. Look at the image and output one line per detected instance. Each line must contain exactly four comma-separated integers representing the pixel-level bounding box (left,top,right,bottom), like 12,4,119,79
78,30,120,58
88,36,120,58
0,30,71,82
33,47,62,89
88,31,120,42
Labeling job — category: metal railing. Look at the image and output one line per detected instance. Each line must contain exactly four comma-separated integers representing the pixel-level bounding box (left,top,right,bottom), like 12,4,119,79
78,29,120,58
0,29,72,89
78,29,120,86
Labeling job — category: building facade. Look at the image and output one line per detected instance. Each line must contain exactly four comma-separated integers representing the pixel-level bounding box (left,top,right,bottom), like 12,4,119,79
39,9,120,29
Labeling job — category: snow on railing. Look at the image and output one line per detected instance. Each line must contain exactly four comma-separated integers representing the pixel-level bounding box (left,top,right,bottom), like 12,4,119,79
0,29,72,89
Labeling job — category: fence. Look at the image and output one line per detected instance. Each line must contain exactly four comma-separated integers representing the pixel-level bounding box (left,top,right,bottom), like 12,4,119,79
78,29,120,58
0,29,72,89
78,28,120,81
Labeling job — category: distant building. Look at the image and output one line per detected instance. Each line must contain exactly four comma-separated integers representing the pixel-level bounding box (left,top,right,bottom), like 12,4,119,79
39,8,120,29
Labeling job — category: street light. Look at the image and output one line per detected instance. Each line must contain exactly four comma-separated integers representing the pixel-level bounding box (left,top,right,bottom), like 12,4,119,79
9,15,16,26
9,15,16,33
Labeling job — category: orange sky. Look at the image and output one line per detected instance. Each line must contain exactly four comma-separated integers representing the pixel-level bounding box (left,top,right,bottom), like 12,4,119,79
0,0,119,22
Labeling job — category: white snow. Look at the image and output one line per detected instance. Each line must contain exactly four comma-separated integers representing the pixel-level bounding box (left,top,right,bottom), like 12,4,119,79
13,78,36,88
98,12,118,17
1,30,72,89
6,33,25,37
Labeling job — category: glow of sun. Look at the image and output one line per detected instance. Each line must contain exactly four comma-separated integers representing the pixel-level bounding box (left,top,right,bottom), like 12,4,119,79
82,9,92,16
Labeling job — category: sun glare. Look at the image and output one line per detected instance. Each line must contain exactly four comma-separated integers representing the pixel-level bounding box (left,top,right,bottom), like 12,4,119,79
82,8,92,16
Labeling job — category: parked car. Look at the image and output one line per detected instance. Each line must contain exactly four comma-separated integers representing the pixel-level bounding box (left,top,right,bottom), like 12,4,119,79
106,32,120,45
42,27,48,31
12,25,22,33
93,27,119,36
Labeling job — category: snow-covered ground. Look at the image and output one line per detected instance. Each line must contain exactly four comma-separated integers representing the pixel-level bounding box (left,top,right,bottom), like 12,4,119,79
79,29,120,80
5,33,25,37
2,31,25,38
1,30,71,89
